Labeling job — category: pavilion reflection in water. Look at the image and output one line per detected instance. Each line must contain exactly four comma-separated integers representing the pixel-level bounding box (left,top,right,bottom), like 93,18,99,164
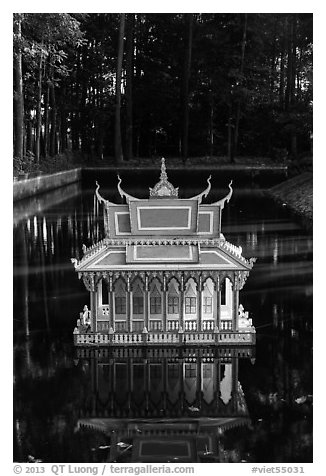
75,346,254,463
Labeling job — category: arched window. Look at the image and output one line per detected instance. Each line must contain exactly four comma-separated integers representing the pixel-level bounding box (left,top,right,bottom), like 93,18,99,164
150,284,162,314
115,280,126,314
132,282,144,315
102,280,109,305
221,279,226,306
185,279,197,314
203,279,213,314
168,279,179,314
203,296,212,313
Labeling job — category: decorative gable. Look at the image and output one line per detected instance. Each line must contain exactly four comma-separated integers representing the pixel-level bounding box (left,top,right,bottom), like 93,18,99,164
149,158,179,198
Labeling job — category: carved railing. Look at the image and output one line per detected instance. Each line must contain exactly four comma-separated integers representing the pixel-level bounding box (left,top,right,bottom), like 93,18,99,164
184,333,215,344
167,320,179,331
218,332,255,343
202,320,215,331
112,333,143,344
220,320,233,331
74,329,255,346
147,333,179,344
184,320,197,331
149,320,163,331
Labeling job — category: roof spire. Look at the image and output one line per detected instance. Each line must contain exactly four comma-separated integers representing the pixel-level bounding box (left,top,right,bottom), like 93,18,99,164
149,157,179,198
160,157,168,181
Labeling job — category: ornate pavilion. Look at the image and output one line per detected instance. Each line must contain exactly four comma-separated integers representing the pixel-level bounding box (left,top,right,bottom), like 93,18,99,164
72,159,256,346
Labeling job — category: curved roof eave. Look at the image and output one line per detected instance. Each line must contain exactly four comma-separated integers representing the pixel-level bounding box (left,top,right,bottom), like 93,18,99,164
95,181,119,206
208,180,233,208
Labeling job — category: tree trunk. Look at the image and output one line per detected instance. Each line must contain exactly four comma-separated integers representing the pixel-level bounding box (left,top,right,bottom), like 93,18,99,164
60,109,67,153
44,81,50,157
13,14,24,161
71,50,80,151
80,45,88,154
35,46,44,163
125,14,134,161
290,14,298,159
285,15,293,110
181,13,193,164
50,81,57,156
233,13,247,158
26,113,33,155
115,13,125,165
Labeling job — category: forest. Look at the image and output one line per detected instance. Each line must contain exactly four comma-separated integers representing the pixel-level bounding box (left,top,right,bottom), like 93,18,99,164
13,13,313,172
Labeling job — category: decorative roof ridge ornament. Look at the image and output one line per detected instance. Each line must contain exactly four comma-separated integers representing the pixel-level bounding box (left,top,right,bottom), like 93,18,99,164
188,175,212,203
149,158,179,198
95,181,118,206
209,180,233,208
117,175,140,203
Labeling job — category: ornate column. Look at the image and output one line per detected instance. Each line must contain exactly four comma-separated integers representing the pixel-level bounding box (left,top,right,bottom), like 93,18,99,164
232,277,239,332
126,274,132,333
109,274,114,331
197,275,203,332
179,274,185,330
144,274,149,330
162,274,167,332
90,290,98,332
216,276,221,330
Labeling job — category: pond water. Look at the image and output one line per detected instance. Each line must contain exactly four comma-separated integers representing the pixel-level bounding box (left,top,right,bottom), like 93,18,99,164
13,171,313,463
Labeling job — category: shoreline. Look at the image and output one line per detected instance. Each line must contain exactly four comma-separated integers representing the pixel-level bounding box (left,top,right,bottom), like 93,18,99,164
13,164,288,202
266,172,313,230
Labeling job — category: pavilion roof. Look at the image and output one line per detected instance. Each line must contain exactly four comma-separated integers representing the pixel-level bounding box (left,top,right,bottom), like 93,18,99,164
73,240,253,273
95,157,233,207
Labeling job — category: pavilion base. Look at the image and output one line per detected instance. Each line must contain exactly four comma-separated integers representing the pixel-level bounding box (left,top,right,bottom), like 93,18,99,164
73,329,256,347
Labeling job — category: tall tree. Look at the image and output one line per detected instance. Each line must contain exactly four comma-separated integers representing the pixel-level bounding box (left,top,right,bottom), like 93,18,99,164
13,13,24,162
233,13,247,157
181,13,193,163
125,14,134,161
115,13,125,164
35,41,44,163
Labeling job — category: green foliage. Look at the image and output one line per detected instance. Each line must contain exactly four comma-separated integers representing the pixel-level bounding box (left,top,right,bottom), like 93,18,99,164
13,13,313,168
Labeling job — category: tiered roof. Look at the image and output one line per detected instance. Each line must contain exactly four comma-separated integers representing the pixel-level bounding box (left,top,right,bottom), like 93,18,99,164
73,158,254,273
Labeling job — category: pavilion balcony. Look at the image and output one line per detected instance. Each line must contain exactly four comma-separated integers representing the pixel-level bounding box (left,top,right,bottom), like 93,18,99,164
73,328,256,347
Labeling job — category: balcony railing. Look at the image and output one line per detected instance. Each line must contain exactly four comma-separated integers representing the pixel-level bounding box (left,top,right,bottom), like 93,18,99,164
74,329,256,346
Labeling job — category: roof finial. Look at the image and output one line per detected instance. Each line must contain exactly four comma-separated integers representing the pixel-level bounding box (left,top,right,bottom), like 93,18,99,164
160,157,168,181
149,157,179,198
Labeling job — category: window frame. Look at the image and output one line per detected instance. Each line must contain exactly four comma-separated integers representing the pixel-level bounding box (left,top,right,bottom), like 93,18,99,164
168,295,179,314
115,296,126,314
203,296,212,313
133,295,144,314
150,296,162,314
185,296,196,314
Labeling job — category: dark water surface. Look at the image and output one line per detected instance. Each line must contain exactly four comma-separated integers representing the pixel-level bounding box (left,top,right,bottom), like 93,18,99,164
13,173,313,463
